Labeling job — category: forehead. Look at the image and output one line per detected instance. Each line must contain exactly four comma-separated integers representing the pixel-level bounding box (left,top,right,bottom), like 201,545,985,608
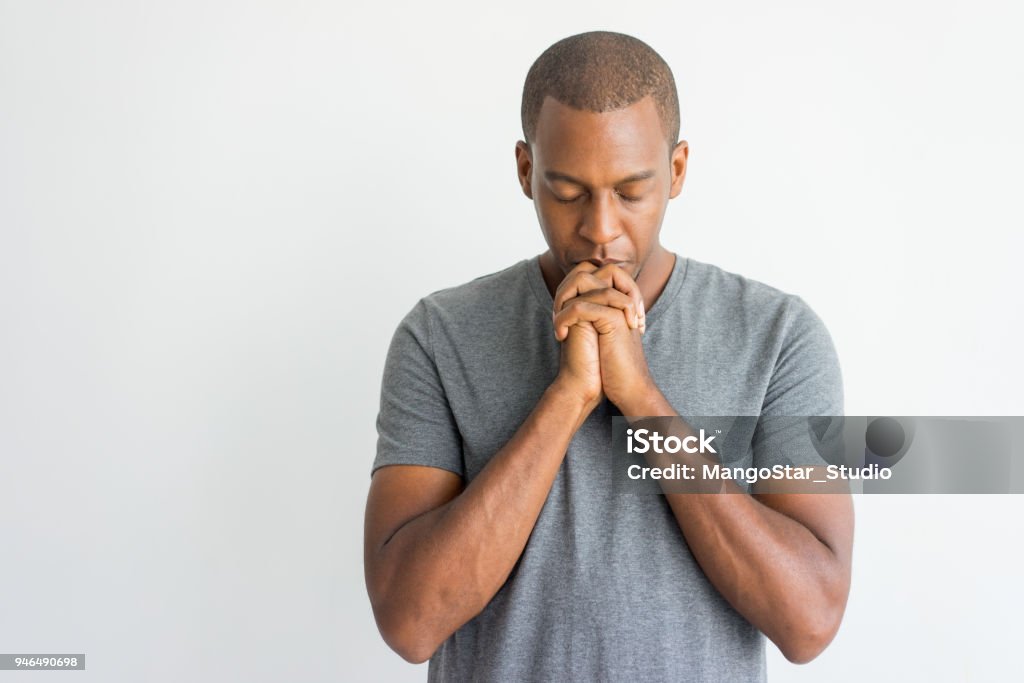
531,95,668,181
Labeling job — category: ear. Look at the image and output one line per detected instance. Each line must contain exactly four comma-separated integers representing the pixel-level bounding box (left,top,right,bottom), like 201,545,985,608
515,140,534,199
668,140,689,199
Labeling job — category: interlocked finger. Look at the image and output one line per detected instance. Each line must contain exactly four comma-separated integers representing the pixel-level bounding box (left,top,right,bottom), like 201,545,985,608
552,262,646,333
553,287,641,341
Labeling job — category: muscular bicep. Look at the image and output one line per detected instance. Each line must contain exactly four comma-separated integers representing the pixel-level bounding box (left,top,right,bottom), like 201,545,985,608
364,465,465,560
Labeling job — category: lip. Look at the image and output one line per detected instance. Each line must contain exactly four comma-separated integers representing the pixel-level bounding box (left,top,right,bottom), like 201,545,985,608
574,258,629,268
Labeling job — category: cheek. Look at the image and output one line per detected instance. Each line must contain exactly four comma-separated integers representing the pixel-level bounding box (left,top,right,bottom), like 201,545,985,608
627,209,665,245
537,204,578,235
536,215,569,252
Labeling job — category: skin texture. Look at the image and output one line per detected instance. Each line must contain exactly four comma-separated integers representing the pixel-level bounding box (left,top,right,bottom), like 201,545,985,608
364,94,854,666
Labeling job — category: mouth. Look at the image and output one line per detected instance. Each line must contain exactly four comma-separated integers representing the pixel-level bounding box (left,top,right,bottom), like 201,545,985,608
573,258,630,269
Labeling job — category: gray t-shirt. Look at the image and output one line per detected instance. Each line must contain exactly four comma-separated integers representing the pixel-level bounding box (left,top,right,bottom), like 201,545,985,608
372,253,843,682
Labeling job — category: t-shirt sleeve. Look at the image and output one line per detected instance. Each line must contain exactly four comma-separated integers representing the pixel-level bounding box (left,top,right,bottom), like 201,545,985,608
371,299,465,478
762,294,844,417
753,295,844,469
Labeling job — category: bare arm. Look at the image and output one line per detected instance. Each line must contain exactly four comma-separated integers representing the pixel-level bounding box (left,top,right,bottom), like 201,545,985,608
365,263,646,663
551,262,853,664
364,336,604,663
621,392,854,664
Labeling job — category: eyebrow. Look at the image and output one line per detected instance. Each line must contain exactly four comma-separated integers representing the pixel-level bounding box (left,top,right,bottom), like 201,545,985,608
543,169,656,187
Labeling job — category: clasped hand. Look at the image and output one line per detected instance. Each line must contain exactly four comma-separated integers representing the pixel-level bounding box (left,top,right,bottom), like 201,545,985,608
552,262,656,413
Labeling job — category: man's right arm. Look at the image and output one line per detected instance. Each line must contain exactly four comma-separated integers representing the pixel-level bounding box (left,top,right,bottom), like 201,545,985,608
366,265,641,663
363,374,595,663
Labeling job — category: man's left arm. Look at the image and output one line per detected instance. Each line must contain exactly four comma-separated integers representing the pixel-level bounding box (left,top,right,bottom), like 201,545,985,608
555,282,853,664
623,384,853,665
622,294,852,665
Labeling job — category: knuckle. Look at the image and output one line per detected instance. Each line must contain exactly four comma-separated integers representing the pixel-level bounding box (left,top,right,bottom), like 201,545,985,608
563,299,584,313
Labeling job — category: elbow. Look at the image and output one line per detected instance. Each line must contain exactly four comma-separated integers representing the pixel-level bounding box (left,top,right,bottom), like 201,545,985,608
774,554,851,664
387,631,437,665
778,631,831,665
370,594,442,665
775,596,845,665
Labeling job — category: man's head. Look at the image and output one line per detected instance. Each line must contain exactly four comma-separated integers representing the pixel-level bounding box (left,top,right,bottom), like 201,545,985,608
516,31,688,287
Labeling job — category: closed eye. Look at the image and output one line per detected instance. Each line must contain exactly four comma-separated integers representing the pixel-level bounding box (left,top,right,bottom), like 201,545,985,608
554,195,584,204
617,191,642,203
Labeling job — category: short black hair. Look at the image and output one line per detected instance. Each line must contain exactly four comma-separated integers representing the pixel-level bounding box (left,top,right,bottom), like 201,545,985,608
521,31,681,151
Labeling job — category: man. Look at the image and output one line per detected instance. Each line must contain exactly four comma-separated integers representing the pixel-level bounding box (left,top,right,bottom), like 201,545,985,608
364,31,853,682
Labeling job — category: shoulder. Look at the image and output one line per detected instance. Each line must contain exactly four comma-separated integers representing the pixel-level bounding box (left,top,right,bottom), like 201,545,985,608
678,258,843,414
678,256,841,410
418,258,535,315
391,258,539,345
681,256,825,335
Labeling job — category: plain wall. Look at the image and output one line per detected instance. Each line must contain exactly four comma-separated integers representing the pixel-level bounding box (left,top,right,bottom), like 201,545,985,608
1,1,1022,681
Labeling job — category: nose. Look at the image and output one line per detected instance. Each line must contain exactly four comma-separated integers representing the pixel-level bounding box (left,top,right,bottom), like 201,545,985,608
578,191,623,245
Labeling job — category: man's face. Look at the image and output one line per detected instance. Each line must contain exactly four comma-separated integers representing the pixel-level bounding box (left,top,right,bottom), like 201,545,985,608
516,95,688,281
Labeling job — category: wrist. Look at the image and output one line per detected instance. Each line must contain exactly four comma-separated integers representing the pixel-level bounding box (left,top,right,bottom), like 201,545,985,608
548,375,602,417
612,379,671,418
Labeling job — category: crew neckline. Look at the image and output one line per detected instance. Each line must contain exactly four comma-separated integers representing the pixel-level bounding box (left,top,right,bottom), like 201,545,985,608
525,252,689,323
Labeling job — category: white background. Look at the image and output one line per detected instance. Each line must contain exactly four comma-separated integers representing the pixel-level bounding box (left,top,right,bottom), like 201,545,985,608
2,1,1022,681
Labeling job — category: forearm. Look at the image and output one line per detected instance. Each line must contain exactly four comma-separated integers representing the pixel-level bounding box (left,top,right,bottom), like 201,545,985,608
620,388,850,663
370,378,594,660
663,490,848,661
